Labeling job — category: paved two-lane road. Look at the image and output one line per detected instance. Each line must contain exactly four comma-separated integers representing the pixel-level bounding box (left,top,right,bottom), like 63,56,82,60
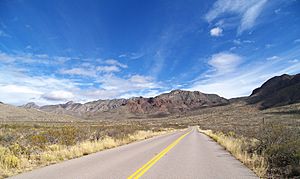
12,127,257,179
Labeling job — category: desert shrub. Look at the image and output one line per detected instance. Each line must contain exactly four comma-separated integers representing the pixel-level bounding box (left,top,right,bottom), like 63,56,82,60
0,146,20,169
199,128,267,177
59,126,78,146
29,134,48,149
8,143,26,157
0,122,174,177
256,124,300,177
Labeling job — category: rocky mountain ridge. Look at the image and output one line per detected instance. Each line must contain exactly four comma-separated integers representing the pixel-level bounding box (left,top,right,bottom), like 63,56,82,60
248,73,300,109
20,73,300,119
23,90,229,119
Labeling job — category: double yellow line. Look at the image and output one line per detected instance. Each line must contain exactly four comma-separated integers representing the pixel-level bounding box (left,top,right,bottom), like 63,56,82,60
127,130,191,179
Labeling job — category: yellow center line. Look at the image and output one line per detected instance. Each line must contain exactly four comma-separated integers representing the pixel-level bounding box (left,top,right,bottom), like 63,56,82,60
127,130,191,179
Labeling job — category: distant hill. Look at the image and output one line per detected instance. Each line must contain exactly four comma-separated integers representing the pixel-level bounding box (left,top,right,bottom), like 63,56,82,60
17,73,300,120
0,103,79,122
23,90,229,119
247,73,300,109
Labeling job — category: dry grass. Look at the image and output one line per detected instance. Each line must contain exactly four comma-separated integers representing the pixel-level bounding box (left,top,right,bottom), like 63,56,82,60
10,130,170,177
0,122,181,178
198,127,267,177
160,101,300,178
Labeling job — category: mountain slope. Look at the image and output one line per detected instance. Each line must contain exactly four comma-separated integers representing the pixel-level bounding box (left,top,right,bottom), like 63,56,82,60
0,103,79,122
23,90,229,119
247,73,300,109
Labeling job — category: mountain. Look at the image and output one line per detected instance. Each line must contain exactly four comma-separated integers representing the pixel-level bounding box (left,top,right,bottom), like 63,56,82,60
23,90,229,119
21,102,40,109
247,73,300,109
0,102,79,122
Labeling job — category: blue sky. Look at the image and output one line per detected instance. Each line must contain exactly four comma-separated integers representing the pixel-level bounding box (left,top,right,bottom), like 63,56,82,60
0,0,300,105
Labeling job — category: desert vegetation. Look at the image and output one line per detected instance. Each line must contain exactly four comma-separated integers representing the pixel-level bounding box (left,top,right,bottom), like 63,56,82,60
198,128,267,177
178,101,300,178
1,100,299,178
0,121,184,178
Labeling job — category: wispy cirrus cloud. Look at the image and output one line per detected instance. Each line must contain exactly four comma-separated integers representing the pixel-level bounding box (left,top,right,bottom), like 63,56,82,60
0,30,11,37
104,59,128,68
205,0,268,34
0,51,71,65
59,60,127,77
96,65,120,73
118,52,144,60
59,68,97,77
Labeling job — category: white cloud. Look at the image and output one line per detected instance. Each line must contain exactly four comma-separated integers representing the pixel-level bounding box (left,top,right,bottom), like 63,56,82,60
59,68,96,77
96,65,120,73
0,85,42,105
41,91,74,101
0,64,163,105
0,69,79,105
79,74,162,100
188,60,300,98
233,39,242,45
0,52,165,105
266,56,280,61
0,52,15,63
0,51,70,65
210,27,223,36
129,75,153,84
208,52,242,74
118,53,144,60
205,0,268,34
104,59,127,68
59,59,128,77
188,48,300,98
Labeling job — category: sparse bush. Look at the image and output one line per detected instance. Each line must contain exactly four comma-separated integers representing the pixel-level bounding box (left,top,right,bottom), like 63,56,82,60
0,121,177,177
29,134,48,149
198,128,267,177
59,126,78,146
0,146,21,169
256,124,300,177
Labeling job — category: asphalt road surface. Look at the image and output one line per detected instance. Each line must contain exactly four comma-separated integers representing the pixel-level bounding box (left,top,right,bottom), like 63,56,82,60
11,127,258,179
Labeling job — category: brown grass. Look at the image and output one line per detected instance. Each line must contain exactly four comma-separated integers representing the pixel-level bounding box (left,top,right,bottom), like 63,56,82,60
0,121,182,178
164,101,300,178
198,127,267,177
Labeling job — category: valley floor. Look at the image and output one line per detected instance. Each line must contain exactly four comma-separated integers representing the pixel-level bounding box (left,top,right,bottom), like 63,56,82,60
11,127,257,179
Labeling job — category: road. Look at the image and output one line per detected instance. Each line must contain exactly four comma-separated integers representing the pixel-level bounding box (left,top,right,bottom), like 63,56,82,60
11,127,257,179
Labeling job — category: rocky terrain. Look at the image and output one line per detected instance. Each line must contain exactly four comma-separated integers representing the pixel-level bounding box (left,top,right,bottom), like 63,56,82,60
0,103,78,122
247,74,300,109
13,73,300,120
22,90,229,119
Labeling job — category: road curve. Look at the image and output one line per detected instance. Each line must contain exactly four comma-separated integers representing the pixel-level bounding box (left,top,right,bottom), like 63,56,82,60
11,127,257,179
